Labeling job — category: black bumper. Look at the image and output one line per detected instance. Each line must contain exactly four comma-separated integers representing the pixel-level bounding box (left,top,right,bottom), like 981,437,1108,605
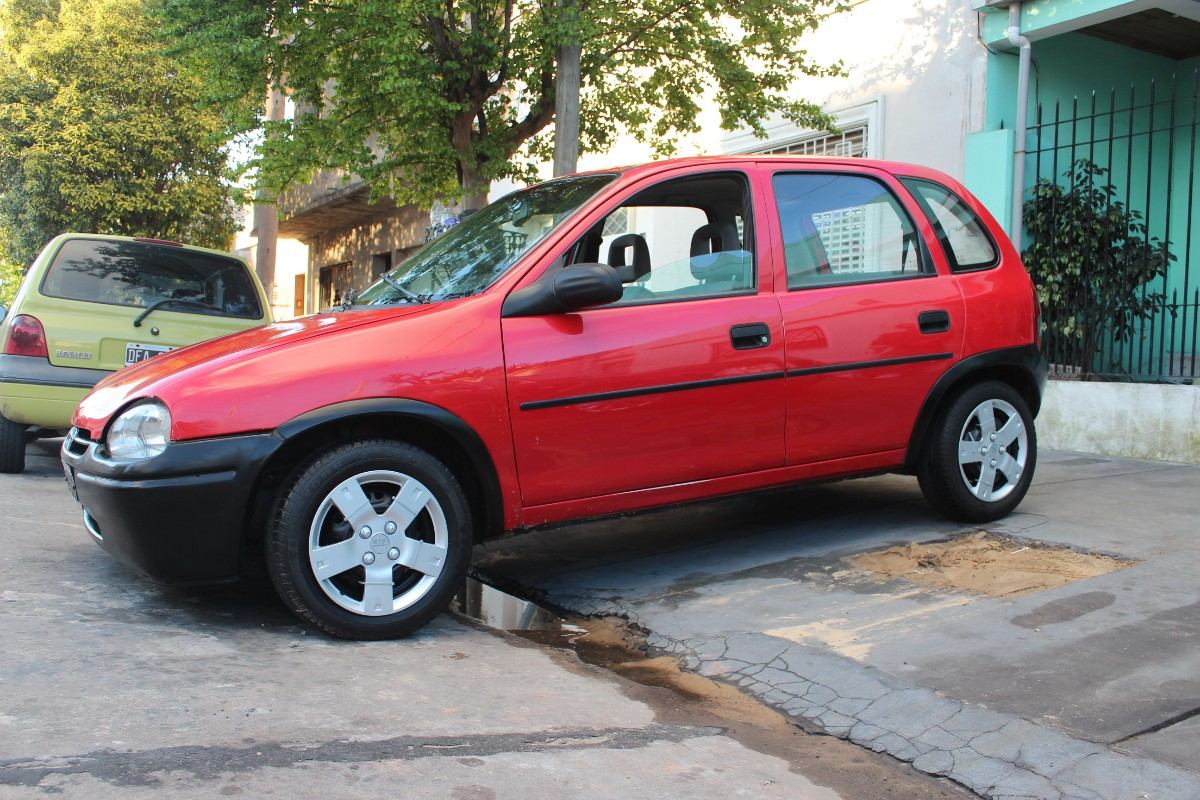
61,429,279,585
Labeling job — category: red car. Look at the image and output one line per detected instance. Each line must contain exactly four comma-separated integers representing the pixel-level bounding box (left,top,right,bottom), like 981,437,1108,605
63,157,1045,639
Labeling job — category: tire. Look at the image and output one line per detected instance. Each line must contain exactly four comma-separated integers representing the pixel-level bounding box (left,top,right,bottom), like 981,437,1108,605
266,439,472,639
0,414,26,474
918,380,1037,522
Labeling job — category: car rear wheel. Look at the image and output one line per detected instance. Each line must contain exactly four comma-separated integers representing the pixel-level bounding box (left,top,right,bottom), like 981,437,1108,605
266,439,472,639
0,414,26,474
918,380,1037,522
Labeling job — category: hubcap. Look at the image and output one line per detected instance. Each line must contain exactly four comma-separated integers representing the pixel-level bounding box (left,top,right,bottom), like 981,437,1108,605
957,399,1028,503
307,470,449,617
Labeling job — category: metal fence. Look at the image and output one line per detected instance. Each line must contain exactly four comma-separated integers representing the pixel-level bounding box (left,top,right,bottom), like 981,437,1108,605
1027,69,1199,383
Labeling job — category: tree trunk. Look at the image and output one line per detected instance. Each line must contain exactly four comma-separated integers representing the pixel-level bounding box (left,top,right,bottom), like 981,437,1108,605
552,0,580,177
452,112,488,211
253,84,286,308
459,165,489,212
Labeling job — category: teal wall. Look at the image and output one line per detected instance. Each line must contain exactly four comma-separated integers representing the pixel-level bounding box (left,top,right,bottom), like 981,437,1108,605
963,129,1014,233
966,24,1200,376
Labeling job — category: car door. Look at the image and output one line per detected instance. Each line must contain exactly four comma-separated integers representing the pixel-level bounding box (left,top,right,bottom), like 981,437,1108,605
502,165,786,508
764,164,966,465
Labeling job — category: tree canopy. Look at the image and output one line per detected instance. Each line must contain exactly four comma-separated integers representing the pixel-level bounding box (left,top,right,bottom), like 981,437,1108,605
0,0,240,268
163,0,846,207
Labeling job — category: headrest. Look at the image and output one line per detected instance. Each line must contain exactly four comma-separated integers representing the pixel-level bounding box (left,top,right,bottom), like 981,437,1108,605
608,233,650,283
690,250,753,285
690,222,739,258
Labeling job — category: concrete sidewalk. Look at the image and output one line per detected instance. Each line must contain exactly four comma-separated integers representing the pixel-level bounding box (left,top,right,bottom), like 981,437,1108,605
479,451,1200,799
0,439,963,799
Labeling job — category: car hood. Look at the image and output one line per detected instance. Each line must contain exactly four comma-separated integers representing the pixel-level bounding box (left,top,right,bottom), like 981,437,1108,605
75,305,435,437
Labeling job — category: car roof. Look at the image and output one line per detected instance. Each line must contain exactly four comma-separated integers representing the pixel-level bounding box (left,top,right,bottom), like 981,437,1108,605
51,232,246,262
567,155,955,185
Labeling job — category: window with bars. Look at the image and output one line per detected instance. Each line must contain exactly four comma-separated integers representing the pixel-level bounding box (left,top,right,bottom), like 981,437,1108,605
758,125,869,158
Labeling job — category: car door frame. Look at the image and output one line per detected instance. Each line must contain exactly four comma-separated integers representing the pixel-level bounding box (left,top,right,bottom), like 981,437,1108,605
499,160,790,523
758,159,967,467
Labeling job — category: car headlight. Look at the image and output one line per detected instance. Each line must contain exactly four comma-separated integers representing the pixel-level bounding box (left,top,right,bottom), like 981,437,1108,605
106,401,171,461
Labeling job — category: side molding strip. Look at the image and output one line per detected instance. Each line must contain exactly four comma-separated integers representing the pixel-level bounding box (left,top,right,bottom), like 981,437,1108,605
786,352,952,378
520,352,955,411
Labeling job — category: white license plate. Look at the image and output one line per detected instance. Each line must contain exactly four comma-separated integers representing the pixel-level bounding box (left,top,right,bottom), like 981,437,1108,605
124,342,173,367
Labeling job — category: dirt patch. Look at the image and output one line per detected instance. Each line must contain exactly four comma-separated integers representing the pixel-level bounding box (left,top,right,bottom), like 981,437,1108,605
849,531,1134,597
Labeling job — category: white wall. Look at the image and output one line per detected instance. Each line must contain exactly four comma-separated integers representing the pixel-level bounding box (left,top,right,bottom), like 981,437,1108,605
1039,381,1200,464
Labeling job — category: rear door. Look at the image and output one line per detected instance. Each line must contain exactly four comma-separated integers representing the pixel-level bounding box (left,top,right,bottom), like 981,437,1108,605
765,164,966,465
502,165,787,507
33,238,269,371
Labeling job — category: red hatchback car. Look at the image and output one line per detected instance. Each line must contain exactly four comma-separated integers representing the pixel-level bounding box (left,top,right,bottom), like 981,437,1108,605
63,156,1046,639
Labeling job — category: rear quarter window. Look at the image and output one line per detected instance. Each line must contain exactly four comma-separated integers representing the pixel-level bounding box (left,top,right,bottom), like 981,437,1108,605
900,179,999,272
40,239,262,319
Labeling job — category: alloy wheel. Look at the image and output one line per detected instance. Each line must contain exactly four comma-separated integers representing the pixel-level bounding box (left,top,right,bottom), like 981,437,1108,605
956,398,1028,503
307,469,448,616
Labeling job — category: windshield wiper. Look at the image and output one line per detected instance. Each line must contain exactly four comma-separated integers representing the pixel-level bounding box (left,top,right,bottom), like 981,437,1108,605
381,273,429,304
133,298,222,327
436,290,480,301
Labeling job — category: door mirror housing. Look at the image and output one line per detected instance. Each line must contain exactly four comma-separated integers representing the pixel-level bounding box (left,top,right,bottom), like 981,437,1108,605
502,263,623,317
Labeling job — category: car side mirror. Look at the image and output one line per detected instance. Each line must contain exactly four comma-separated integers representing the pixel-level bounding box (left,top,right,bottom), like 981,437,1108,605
502,263,623,317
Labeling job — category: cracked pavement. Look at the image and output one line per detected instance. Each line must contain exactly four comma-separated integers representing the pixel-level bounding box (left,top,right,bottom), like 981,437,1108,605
1,439,966,800
479,451,1200,800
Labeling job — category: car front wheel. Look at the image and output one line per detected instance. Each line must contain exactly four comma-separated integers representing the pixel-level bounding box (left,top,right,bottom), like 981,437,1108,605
0,414,26,474
918,380,1037,522
266,439,472,639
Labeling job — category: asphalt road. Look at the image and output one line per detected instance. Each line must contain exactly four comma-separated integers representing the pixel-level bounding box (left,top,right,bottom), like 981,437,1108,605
478,451,1200,799
0,438,967,800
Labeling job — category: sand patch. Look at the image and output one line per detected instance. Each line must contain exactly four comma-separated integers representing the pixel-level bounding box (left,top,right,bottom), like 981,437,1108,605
849,531,1134,597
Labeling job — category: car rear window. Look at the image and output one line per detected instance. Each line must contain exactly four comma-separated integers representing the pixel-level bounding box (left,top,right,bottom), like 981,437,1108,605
40,238,262,319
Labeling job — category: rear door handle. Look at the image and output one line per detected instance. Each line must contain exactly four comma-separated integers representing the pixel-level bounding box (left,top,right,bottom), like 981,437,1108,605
918,310,951,334
730,322,771,350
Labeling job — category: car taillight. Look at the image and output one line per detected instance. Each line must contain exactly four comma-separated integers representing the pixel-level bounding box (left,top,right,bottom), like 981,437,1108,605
3,314,49,358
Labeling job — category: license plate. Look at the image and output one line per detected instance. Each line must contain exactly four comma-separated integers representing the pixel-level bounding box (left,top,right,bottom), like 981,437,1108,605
125,342,172,366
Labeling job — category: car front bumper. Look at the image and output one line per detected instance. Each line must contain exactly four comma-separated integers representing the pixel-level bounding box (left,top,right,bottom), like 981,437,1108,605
61,428,279,584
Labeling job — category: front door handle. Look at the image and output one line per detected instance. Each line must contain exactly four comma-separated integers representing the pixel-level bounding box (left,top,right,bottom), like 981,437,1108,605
918,310,951,334
730,322,771,350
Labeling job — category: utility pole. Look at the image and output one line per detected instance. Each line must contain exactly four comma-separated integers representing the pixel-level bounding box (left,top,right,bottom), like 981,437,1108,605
552,0,580,177
252,84,286,307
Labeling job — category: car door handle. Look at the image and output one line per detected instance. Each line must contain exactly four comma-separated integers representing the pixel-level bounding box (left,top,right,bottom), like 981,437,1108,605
730,322,771,350
918,310,951,334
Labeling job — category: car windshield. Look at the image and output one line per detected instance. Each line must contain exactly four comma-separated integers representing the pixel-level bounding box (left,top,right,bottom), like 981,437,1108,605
354,174,616,306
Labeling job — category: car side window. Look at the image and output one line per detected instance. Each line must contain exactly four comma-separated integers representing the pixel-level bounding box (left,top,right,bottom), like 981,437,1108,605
900,178,999,271
773,173,927,290
568,172,755,304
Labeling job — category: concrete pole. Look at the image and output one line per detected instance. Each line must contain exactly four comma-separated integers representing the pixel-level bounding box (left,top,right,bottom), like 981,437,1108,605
552,0,581,177
252,84,287,307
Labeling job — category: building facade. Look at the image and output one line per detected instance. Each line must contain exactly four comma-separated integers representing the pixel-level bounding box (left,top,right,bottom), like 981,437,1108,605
274,168,430,313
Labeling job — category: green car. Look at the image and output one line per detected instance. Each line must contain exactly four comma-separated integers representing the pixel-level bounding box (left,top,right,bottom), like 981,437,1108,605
0,233,272,473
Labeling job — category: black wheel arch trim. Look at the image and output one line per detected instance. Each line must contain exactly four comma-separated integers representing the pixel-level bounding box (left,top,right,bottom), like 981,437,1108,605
905,344,1047,469
276,398,504,539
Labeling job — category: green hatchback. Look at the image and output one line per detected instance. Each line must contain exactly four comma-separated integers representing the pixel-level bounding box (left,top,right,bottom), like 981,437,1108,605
0,234,271,473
